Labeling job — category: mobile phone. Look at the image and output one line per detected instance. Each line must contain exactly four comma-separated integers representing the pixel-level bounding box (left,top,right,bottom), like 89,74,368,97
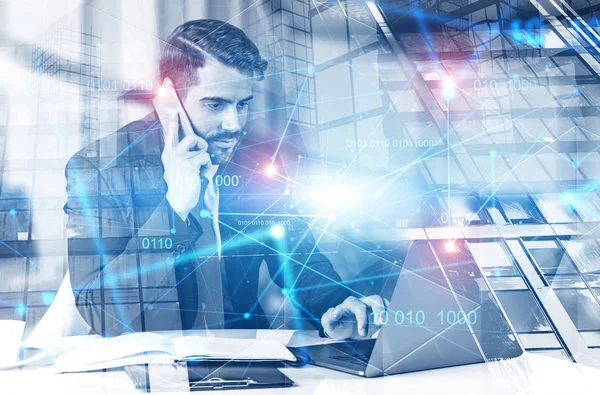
152,84,195,143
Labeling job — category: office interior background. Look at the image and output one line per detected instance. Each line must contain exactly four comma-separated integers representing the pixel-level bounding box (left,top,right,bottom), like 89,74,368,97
1,0,600,368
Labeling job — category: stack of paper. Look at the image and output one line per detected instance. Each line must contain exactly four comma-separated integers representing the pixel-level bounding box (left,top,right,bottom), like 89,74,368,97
171,336,296,362
53,332,296,373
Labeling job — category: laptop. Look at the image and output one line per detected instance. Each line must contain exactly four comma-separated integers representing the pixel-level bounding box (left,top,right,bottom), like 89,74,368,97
290,240,523,377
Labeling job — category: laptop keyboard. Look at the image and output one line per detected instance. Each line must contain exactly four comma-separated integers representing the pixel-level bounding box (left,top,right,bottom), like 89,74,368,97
329,350,372,363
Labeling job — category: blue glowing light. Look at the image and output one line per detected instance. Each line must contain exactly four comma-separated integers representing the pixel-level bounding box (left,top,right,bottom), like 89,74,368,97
511,18,544,46
270,224,285,239
564,193,578,206
42,292,55,305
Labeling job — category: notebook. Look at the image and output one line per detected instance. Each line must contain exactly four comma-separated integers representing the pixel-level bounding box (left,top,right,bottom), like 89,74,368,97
54,332,296,373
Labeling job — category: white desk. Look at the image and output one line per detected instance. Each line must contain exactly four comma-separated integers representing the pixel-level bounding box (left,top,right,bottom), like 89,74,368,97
2,330,599,395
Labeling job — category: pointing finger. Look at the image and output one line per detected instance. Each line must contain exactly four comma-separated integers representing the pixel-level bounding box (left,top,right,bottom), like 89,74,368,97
361,295,386,326
383,298,390,310
343,297,368,337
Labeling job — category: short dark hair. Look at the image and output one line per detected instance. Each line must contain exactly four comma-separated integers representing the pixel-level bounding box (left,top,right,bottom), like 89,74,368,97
159,19,268,92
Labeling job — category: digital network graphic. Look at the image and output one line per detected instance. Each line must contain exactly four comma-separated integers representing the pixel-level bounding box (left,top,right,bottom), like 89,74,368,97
0,0,599,367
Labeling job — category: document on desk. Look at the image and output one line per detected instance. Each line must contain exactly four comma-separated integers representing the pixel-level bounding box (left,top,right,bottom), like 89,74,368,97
171,336,296,362
54,332,296,373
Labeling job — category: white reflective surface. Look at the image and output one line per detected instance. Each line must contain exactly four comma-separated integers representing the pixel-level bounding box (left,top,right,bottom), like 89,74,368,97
0,330,598,394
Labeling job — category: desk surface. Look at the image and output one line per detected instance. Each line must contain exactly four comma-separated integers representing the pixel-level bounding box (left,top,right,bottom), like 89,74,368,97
3,330,599,395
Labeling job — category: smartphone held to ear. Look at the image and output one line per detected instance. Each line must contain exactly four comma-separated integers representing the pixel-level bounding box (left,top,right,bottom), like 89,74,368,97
152,83,195,143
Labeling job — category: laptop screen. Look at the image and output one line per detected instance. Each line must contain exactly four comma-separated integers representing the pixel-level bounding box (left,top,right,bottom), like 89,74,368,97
367,240,522,376
429,240,523,359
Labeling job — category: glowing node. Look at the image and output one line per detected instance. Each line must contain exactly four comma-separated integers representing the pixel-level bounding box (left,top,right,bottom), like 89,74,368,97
328,213,337,221
375,189,383,197
200,209,209,218
313,188,349,207
284,188,290,195
157,86,168,96
266,165,277,176
442,77,455,99
445,240,458,253
243,312,250,319
147,305,154,310
42,292,55,305
270,224,285,239
564,193,577,206
281,288,289,295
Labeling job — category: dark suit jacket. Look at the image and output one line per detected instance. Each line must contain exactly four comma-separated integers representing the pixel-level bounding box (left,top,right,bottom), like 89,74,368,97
64,112,350,336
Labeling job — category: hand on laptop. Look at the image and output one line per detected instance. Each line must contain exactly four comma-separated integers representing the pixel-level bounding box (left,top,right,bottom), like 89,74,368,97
321,295,389,340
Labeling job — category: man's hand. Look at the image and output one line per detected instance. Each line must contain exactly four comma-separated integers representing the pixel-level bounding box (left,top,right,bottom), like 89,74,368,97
161,110,211,220
321,295,389,340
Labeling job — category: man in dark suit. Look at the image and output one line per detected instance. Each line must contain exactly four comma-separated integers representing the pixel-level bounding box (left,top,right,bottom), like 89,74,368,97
65,19,386,339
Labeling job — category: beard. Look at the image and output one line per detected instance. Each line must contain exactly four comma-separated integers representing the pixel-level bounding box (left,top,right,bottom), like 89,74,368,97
207,137,240,165
208,146,234,164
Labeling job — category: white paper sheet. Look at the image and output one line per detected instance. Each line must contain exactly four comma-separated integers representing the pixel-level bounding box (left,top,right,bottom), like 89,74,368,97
53,332,174,373
171,336,296,362
0,320,26,367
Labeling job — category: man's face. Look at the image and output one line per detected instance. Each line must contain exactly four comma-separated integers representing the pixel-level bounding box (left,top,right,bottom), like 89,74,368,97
180,58,253,165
